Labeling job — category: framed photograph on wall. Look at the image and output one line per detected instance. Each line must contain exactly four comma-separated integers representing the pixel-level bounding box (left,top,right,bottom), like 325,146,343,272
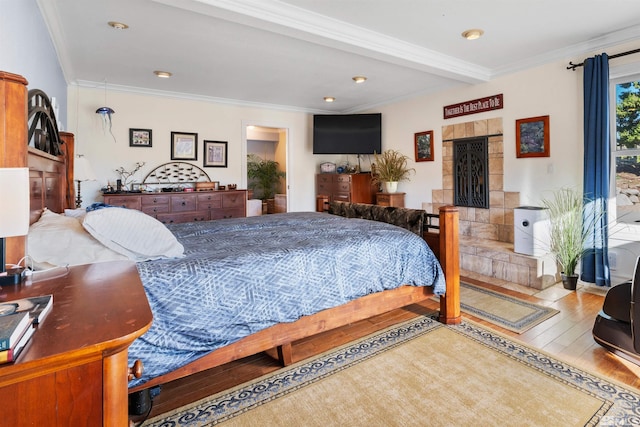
171,131,198,160
516,115,549,158
129,128,152,147
203,140,228,168
414,130,434,162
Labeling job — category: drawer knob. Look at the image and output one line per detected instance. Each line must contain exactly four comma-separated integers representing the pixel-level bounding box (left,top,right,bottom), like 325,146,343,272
128,359,144,381
181,201,186,206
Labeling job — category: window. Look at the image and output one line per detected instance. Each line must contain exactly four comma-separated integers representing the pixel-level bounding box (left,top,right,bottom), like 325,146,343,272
612,75,640,224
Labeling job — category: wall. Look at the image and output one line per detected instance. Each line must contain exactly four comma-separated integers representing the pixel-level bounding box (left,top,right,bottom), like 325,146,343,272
0,0,67,127
68,86,312,211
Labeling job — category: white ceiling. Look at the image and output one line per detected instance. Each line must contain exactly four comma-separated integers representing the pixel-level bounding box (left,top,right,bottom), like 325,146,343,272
38,0,640,113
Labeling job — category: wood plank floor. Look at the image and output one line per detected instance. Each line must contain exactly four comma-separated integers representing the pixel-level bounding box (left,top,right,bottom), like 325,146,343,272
136,275,640,422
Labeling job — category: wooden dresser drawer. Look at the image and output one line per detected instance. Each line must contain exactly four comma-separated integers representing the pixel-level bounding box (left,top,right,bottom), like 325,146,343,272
211,208,245,220
142,204,170,215
141,195,170,206
170,195,198,212
104,195,141,210
334,174,352,183
316,182,332,194
197,192,222,210
221,192,245,208
335,182,352,192
317,175,333,185
333,193,351,202
157,211,209,224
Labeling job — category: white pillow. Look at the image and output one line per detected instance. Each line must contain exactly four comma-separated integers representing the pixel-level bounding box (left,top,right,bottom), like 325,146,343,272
82,207,184,261
28,209,128,267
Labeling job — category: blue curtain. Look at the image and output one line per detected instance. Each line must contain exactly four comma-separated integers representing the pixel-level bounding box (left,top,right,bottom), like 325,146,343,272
581,53,610,287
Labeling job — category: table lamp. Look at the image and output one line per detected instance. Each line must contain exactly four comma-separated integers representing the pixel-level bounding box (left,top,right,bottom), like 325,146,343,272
75,155,96,208
0,168,29,286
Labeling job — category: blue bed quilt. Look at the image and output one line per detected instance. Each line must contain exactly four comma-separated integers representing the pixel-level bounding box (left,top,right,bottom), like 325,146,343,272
128,212,445,387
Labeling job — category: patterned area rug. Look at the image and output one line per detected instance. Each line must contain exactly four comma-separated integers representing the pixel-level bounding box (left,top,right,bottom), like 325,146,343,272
433,282,560,333
143,316,640,426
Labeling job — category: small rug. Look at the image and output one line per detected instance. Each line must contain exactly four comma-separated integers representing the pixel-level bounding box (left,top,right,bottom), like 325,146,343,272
437,282,559,333
143,316,640,426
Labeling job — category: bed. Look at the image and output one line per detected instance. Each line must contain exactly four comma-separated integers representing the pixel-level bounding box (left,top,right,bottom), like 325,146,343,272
8,81,460,398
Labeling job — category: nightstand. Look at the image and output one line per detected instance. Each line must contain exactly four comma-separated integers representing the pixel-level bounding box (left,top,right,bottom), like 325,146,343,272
0,261,152,426
376,192,405,207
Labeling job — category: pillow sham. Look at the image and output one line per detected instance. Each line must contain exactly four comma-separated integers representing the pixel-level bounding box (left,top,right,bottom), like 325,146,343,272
82,207,184,261
28,208,127,267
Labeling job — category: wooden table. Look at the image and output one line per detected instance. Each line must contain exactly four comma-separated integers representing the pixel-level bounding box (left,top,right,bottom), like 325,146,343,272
376,192,406,207
0,261,153,426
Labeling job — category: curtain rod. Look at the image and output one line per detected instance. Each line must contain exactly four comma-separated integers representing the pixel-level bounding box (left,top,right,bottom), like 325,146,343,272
567,48,640,71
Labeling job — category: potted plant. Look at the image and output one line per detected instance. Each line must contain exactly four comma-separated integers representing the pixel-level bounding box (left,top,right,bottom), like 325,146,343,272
371,149,415,193
247,154,286,213
541,188,605,290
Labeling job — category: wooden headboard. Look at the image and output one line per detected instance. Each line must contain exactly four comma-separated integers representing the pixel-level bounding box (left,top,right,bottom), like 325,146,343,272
28,137,74,224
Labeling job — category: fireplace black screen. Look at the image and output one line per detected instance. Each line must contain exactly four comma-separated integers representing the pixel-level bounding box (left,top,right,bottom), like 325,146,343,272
453,137,489,209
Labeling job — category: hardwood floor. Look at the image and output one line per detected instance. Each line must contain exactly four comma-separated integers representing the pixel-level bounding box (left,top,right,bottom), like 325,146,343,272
138,275,640,422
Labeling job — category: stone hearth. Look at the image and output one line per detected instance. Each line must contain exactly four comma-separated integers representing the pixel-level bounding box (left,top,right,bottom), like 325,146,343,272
426,117,557,289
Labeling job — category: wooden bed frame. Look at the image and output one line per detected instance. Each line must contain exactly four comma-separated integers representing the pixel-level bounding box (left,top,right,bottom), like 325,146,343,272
7,73,460,395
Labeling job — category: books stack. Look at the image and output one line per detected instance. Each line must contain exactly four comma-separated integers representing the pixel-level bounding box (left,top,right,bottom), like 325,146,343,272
0,295,53,364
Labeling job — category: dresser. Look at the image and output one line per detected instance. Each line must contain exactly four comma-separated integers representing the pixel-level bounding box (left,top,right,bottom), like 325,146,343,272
104,190,247,224
0,261,152,426
315,173,376,211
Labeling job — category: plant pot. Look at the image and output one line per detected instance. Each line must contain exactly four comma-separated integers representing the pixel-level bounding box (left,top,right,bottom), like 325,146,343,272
561,273,578,290
383,181,398,193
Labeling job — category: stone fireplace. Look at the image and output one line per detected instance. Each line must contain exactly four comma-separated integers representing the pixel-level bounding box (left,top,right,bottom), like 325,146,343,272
428,117,557,289
431,117,520,244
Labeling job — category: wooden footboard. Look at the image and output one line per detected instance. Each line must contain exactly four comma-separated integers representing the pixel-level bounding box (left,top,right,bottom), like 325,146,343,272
128,205,460,393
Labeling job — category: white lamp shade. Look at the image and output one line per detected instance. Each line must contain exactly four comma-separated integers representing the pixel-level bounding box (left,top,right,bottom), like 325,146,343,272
75,155,96,182
0,168,30,238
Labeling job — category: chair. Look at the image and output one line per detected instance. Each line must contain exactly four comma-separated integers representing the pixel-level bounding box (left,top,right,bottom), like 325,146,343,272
592,257,640,365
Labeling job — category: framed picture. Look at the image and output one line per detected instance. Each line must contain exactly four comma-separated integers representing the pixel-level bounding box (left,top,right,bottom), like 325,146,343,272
516,115,549,158
129,128,152,147
203,140,228,168
414,130,434,162
171,131,198,160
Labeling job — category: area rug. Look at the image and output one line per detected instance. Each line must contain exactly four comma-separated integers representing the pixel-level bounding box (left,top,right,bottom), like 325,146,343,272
436,282,559,333
143,315,640,426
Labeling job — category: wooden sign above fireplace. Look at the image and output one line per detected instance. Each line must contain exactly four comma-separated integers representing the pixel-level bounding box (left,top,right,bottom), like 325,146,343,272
443,94,503,119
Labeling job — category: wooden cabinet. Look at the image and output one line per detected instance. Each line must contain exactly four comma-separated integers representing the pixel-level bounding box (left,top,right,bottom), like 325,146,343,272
376,192,405,207
0,261,152,426
104,190,247,224
315,173,375,211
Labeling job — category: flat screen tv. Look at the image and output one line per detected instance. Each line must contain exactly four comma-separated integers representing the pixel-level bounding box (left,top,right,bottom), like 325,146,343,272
313,113,381,154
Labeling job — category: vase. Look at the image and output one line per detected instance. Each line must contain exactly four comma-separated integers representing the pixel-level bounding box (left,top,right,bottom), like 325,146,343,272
383,181,398,193
561,273,578,290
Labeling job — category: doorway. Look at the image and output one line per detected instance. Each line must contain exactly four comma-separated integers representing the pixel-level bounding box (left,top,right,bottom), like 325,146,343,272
244,124,288,214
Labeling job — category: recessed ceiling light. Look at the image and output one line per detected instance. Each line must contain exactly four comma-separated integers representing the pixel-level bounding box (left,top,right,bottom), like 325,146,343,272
461,29,484,40
108,21,129,30
154,70,172,78
352,76,367,83
324,96,335,103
